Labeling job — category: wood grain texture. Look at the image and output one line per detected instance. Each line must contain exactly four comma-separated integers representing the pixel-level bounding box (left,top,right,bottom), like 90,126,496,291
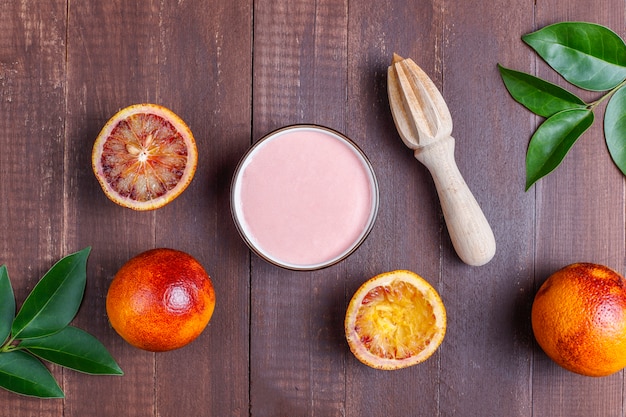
532,1,626,417
250,0,350,415
345,1,445,416
0,0,625,415
63,1,160,415
437,0,536,416
154,1,251,416
0,0,66,414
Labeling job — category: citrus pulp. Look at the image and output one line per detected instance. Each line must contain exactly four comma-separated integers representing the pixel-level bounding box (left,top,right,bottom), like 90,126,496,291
92,103,197,210
345,270,446,370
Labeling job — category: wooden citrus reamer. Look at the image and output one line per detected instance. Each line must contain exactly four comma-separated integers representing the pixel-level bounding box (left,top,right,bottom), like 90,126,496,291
388,54,496,266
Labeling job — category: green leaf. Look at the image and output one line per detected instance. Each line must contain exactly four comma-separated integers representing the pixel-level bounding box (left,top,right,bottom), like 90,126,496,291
497,64,587,117
604,85,626,175
20,326,123,376
526,108,594,190
12,247,91,339
0,350,63,398
0,266,15,345
523,22,626,91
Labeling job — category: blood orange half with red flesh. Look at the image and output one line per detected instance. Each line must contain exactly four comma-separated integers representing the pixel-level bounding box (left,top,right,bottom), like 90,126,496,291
92,103,197,211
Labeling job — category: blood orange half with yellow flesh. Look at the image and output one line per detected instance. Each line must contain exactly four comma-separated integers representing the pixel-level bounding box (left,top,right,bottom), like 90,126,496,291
92,103,197,211
345,270,446,370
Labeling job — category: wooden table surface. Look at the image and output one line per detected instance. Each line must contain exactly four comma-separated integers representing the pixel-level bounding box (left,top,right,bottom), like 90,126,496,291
2,0,625,416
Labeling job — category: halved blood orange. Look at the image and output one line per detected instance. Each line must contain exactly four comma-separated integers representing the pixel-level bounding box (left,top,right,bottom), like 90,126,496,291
92,103,197,210
345,270,446,370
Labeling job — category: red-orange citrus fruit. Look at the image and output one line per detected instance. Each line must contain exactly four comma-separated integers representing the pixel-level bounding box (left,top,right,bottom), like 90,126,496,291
345,270,446,370
106,248,215,352
92,103,197,211
531,263,626,377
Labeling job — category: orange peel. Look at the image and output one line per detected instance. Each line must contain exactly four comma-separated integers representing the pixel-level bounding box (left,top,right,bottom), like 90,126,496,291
345,270,446,370
92,103,197,210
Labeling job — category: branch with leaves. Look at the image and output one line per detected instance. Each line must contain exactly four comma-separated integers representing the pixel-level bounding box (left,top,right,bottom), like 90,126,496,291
0,248,122,398
498,22,626,190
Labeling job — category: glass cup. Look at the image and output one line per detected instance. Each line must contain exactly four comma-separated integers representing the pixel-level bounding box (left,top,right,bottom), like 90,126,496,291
231,124,379,270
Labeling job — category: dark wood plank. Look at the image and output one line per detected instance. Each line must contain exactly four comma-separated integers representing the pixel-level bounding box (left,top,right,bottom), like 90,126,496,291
0,0,66,414
2,0,626,415
344,1,445,416
532,1,626,416
63,2,161,415
250,1,352,415
154,1,251,416
437,0,537,416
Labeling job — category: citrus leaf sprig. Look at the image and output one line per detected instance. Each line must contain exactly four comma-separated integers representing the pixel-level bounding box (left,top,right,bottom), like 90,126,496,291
0,248,122,398
498,21,626,190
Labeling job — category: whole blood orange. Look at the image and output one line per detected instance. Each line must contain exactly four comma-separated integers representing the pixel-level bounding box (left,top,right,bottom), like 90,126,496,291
92,103,197,211
532,263,626,377
345,270,446,370
106,248,215,352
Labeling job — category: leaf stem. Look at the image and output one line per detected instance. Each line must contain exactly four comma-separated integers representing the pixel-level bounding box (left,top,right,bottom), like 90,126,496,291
0,336,20,352
588,79,626,110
